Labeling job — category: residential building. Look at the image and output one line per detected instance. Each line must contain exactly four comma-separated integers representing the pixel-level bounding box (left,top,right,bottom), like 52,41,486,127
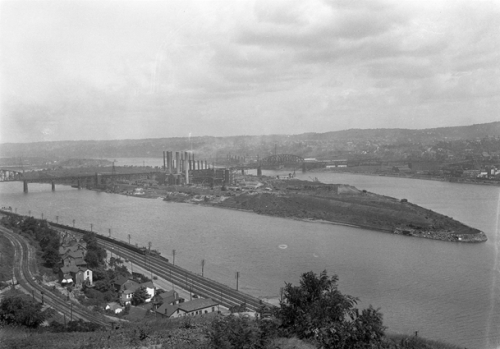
155,298,219,318
106,302,123,314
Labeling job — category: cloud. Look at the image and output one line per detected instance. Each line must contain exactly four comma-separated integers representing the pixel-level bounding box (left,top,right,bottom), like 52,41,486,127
0,0,499,143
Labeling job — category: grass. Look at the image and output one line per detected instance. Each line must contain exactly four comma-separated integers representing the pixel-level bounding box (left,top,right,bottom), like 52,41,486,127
0,314,468,349
0,233,15,287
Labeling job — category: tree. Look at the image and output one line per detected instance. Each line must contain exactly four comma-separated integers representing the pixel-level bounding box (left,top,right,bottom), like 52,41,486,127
132,286,150,306
0,296,47,328
42,246,60,267
277,270,386,349
84,250,100,269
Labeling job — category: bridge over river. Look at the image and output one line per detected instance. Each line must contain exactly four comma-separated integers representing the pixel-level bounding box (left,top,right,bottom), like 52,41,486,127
0,168,160,193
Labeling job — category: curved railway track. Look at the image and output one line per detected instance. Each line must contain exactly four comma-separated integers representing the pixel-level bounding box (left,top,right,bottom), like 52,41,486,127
0,226,109,327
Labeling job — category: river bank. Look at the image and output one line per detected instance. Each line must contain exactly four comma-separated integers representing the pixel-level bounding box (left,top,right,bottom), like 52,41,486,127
160,176,487,243
310,168,500,187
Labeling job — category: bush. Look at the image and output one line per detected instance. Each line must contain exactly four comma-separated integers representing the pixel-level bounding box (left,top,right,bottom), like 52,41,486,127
208,315,277,349
276,270,386,348
0,296,47,328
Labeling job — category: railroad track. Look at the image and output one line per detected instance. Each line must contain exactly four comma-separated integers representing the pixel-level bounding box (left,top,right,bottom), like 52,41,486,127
0,226,109,327
98,238,271,312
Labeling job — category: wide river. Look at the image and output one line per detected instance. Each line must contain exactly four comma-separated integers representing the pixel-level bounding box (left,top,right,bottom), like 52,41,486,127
1,161,499,349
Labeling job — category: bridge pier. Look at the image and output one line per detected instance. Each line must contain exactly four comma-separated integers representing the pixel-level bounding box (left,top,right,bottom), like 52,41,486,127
51,181,55,191
23,181,28,193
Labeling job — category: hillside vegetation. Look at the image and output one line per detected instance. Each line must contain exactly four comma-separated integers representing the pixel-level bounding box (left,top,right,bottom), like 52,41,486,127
1,271,466,349
1,122,499,161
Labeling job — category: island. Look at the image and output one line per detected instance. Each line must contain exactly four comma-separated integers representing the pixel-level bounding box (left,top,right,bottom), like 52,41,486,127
163,176,487,243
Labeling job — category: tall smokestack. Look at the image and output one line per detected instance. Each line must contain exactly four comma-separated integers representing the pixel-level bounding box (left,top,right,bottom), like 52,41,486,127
184,152,189,184
175,152,180,174
167,152,172,173
163,151,166,171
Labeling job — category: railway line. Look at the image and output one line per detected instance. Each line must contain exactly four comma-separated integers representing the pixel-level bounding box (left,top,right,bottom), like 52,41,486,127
97,237,271,312
0,226,109,327
0,209,273,318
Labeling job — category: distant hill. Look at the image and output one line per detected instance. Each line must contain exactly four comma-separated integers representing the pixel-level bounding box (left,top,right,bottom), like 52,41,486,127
1,122,499,161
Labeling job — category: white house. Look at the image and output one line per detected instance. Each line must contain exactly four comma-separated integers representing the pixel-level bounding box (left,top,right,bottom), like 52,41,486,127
106,302,123,314
140,281,155,302
121,289,134,306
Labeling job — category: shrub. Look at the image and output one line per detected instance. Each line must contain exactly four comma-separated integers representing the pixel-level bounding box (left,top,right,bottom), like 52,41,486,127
276,270,386,348
0,296,47,328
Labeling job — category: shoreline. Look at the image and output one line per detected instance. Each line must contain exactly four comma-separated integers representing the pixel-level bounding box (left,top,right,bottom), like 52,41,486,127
163,197,488,244
306,169,500,187
92,181,489,244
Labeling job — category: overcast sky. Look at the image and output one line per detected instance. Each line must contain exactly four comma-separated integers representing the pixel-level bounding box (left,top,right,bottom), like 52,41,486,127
0,0,498,143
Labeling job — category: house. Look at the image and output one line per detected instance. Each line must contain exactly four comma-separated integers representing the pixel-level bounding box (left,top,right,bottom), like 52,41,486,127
152,290,180,308
140,281,155,302
75,268,93,286
155,298,219,318
59,265,93,286
62,254,87,269
152,290,183,310
114,276,140,293
106,302,123,314
59,238,87,256
121,289,135,306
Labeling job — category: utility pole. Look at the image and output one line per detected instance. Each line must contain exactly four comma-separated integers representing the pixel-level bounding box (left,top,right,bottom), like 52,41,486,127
128,234,131,245
170,269,174,291
148,242,152,280
109,228,111,238
90,224,93,232
72,219,75,228
172,249,176,266
201,259,205,277
236,271,239,291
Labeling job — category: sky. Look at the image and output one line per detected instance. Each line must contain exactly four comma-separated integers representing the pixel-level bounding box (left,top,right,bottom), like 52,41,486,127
0,0,499,143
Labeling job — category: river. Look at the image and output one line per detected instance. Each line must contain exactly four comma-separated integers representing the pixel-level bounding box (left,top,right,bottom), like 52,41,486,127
1,163,499,349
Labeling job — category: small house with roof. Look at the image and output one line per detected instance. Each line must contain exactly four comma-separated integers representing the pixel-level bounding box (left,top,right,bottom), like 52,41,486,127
155,298,219,318
140,281,155,302
59,265,92,286
152,290,181,309
106,302,123,314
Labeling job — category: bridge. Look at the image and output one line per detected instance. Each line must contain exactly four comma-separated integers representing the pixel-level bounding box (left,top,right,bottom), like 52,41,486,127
260,154,304,166
231,154,306,174
0,169,24,182
0,169,160,193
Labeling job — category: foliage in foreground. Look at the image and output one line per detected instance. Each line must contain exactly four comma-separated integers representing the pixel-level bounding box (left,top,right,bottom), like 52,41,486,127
0,296,51,328
277,270,385,348
208,270,386,349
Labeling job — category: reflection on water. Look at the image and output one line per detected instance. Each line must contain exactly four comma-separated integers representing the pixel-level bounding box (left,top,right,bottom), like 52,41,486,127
1,171,499,349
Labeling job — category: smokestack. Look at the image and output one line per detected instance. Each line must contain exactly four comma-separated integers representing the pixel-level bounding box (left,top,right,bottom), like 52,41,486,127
167,152,172,174
175,152,180,174
184,152,189,184
163,151,166,171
